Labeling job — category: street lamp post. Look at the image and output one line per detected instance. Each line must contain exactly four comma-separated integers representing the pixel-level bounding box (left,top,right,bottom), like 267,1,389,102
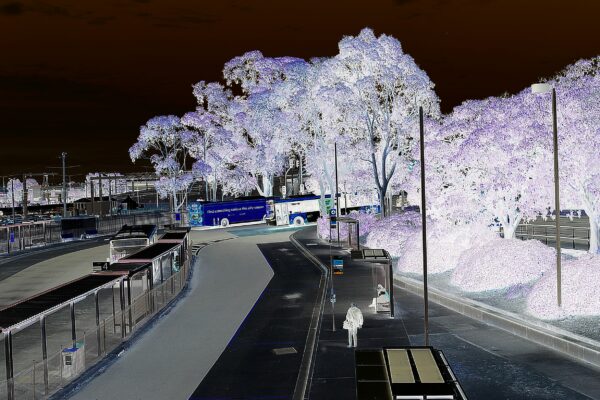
11,179,15,224
532,83,562,307
418,106,430,346
61,152,67,218
334,142,340,245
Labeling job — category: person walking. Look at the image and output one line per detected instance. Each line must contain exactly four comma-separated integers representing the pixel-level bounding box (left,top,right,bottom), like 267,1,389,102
343,303,363,348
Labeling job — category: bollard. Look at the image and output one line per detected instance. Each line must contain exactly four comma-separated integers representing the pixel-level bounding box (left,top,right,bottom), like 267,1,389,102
83,332,86,367
32,361,36,400
59,346,63,387
102,321,107,356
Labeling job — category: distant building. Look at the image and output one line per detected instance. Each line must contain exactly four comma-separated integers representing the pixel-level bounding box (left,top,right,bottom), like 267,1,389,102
73,196,119,216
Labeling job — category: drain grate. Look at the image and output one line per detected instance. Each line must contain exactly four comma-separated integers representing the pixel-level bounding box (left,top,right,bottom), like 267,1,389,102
272,347,297,356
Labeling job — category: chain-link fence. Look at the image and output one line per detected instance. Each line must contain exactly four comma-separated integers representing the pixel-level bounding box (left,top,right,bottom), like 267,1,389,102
0,211,188,256
0,249,191,400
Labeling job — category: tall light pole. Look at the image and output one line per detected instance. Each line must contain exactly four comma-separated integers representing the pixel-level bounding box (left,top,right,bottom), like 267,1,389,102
418,106,430,346
61,152,67,217
334,142,340,244
531,83,562,307
11,178,15,224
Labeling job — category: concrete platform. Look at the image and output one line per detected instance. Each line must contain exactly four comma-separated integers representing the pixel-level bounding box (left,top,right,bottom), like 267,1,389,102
292,226,600,400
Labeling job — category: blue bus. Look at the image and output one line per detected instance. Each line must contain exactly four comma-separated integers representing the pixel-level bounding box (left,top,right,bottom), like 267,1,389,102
188,197,268,227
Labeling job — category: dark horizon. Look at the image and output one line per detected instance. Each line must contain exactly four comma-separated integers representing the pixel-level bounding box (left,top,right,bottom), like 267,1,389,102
1,0,599,178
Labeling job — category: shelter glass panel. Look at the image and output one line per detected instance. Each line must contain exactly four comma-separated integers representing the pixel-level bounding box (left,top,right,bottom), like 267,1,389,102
11,320,42,376
45,305,73,357
74,293,97,341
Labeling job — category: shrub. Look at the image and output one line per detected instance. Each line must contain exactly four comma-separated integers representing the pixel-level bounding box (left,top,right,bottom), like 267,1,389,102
450,238,555,292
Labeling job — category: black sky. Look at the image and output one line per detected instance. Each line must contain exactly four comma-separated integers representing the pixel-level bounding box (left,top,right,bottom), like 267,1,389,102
1,0,599,179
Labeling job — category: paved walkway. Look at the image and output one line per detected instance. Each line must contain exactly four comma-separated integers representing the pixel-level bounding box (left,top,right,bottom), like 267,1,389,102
0,240,109,307
293,227,600,400
63,227,286,400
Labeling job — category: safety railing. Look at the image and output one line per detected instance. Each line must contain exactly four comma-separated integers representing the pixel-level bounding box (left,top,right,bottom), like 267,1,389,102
0,249,191,400
0,211,186,256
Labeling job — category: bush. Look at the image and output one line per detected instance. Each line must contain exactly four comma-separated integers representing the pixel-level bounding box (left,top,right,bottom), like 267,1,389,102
526,254,600,319
394,222,497,275
450,238,555,292
365,212,422,256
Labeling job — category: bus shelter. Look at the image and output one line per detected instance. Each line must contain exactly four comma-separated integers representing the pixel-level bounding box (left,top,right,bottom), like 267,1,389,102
335,216,361,251
352,249,394,317
0,274,125,399
355,346,467,399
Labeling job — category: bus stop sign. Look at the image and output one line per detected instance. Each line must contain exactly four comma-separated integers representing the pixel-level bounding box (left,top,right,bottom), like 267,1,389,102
330,208,337,228
332,256,344,274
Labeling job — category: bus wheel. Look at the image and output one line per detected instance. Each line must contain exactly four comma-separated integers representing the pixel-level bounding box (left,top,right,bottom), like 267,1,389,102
221,218,230,227
293,216,305,226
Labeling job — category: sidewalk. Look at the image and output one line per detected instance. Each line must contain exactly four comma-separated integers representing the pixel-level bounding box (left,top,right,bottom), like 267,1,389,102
293,227,600,400
0,239,109,307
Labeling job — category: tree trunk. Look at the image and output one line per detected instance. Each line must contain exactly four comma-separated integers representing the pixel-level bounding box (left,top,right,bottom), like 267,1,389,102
260,175,273,197
318,180,327,217
589,217,600,254
501,213,522,239
582,208,600,254
581,187,599,254
379,188,386,217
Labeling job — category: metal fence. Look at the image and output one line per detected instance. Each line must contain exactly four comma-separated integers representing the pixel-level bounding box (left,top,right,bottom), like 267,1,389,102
515,216,590,251
0,211,188,256
0,248,192,400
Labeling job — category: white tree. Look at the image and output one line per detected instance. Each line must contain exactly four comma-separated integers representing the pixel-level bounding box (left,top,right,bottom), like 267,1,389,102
129,115,199,211
327,28,441,216
451,93,555,239
548,57,600,252
223,51,308,197
6,178,23,206
183,81,243,201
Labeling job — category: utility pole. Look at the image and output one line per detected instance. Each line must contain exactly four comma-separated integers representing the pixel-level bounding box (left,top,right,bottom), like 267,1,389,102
62,152,67,217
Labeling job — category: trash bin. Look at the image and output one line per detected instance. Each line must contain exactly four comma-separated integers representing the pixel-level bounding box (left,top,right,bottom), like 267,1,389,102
61,342,85,379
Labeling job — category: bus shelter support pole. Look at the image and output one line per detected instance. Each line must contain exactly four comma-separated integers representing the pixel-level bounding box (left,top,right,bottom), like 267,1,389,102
40,316,49,394
5,330,14,400
119,279,126,338
388,255,395,318
95,291,101,356
70,302,76,348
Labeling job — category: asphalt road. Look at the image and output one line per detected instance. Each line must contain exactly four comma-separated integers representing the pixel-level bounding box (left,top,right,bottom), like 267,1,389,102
190,238,322,399
62,226,297,400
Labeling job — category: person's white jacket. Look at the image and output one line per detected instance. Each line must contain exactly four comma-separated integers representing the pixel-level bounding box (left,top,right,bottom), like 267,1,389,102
344,305,363,330
343,304,363,347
